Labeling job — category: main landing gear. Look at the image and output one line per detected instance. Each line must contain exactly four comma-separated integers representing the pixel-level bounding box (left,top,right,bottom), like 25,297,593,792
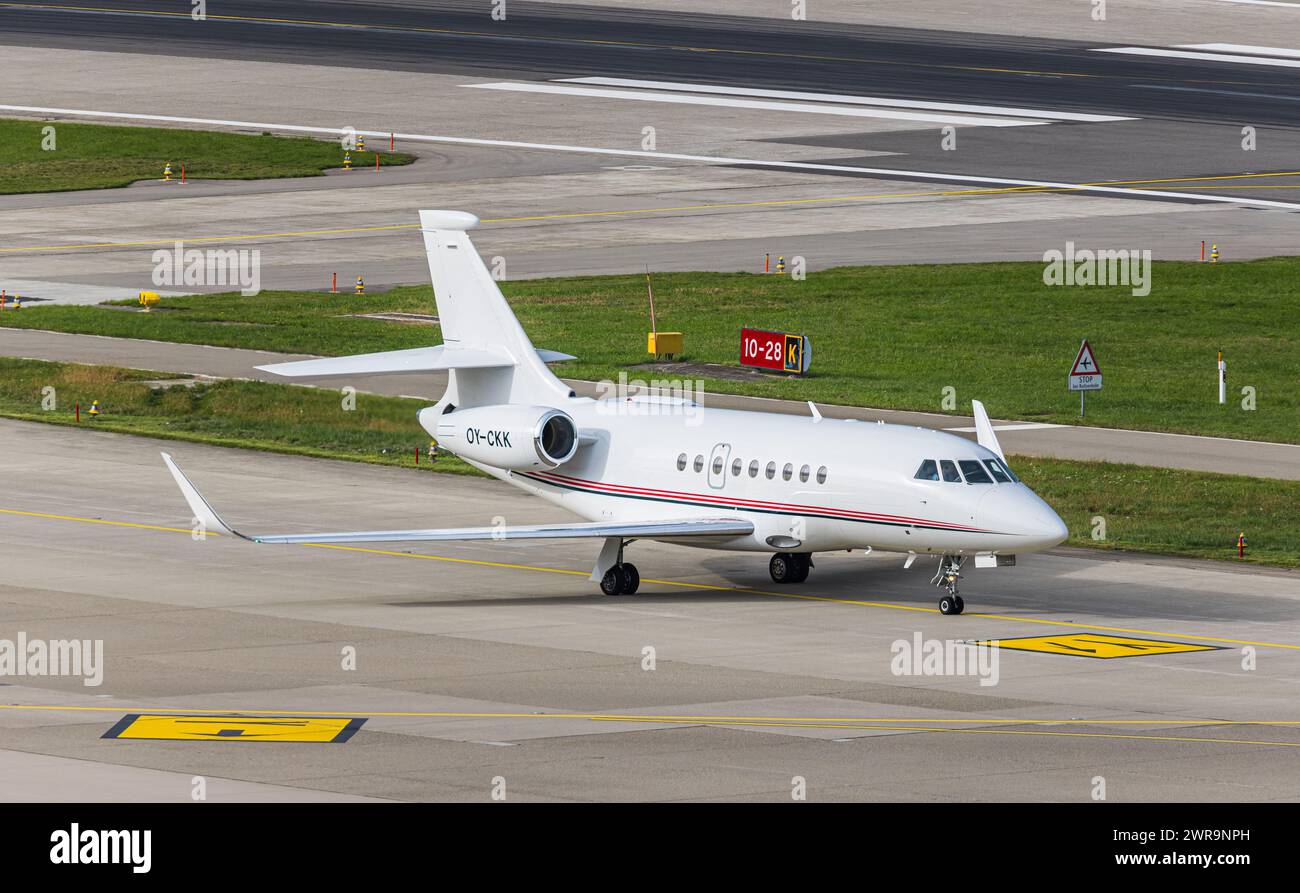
598,539,640,595
600,562,640,595
932,554,965,615
769,552,812,584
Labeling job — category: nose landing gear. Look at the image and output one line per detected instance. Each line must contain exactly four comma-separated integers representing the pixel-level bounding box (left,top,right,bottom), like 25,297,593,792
769,552,812,584
931,555,965,615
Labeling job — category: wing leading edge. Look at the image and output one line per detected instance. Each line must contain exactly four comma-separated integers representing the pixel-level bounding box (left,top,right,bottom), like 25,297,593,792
161,453,753,545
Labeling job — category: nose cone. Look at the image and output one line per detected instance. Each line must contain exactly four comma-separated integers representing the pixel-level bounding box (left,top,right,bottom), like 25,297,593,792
977,486,1068,551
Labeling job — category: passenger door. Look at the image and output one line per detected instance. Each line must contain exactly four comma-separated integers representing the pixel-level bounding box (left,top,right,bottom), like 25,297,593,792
707,442,731,490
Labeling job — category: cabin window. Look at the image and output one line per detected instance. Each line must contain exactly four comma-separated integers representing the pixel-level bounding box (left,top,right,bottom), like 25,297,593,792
765,461,776,480
782,463,793,481
958,459,993,484
712,455,725,475
731,458,743,476
693,454,704,473
914,459,940,481
749,460,760,478
984,459,1012,483
676,452,687,471
816,466,827,484
987,457,1020,483
939,460,962,483
799,465,810,483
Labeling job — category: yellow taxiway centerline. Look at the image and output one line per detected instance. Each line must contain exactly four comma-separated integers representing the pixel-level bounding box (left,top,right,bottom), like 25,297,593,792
3,504,1300,651
2,704,1300,748
2,172,1296,255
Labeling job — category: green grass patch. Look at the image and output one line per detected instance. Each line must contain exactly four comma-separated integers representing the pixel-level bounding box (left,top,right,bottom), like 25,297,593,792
1015,457,1297,568
0,357,1295,568
0,357,474,474
0,117,415,193
3,257,1297,442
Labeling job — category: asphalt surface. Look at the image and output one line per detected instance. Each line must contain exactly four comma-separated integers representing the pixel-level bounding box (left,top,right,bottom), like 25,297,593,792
5,326,1300,480
2,0,1299,201
2,418,1299,802
1,0,1296,124
1,1,1299,806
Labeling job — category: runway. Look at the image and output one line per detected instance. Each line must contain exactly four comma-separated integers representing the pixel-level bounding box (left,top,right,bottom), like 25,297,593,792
2,418,1300,801
1,0,1297,291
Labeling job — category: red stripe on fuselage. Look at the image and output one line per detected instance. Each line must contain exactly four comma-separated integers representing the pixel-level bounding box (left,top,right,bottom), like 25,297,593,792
527,470,987,533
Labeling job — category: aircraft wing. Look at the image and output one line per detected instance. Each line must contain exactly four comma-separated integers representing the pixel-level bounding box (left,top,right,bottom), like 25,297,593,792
161,453,753,545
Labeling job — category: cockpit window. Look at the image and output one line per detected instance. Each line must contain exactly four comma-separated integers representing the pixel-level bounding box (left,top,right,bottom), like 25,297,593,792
914,459,939,481
939,460,961,483
984,459,1012,483
958,460,993,483
986,457,1020,483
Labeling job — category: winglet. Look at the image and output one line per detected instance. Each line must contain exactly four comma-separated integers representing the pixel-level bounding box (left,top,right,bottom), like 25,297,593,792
160,452,240,539
970,400,1006,462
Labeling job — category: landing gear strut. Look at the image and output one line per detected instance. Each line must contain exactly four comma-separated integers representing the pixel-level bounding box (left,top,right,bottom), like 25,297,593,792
769,552,812,584
599,540,640,596
931,554,965,615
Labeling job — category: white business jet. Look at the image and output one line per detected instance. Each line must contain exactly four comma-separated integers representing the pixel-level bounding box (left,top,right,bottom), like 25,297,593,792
162,210,1067,615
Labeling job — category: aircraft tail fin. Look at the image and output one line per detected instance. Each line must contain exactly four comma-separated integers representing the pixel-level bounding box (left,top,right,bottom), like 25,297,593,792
419,210,573,407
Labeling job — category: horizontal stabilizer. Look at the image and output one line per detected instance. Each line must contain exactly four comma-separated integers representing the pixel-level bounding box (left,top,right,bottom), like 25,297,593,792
256,345,574,378
162,453,752,545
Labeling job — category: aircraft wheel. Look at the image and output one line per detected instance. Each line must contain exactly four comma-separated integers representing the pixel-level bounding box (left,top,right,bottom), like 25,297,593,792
954,596,965,614
769,553,794,584
790,553,811,583
621,563,640,595
600,567,625,596
939,595,963,615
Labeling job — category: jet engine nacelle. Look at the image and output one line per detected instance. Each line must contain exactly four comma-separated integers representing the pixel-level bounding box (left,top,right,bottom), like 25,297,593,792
425,404,579,471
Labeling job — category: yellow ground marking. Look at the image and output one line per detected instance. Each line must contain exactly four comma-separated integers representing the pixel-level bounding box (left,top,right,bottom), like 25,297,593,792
976,633,1221,659
0,187,1100,254
0,506,201,535
4,170,1296,255
103,713,363,742
4,503,1300,652
589,716,1300,748
0,2,1180,85
7,704,1300,749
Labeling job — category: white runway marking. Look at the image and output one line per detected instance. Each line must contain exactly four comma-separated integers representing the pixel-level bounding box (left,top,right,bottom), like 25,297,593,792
1177,44,1300,58
2,104,1298,211
1132,84,1300,102
557,77,1135,122
464,81,1048,127
1094,46,1300,68
1209,0,1300,7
